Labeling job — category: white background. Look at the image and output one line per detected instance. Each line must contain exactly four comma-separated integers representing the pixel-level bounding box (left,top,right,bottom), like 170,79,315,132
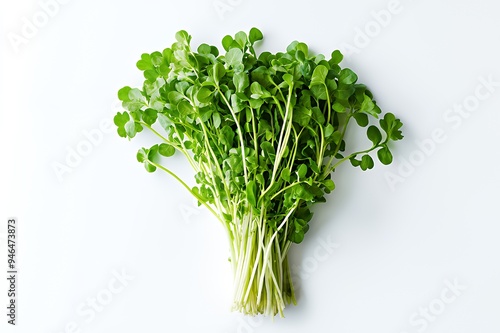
1,0,500,332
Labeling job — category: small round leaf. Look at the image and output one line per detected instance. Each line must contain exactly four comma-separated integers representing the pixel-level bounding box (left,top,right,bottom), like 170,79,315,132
367,126,382,146
377,146,393,165
159,143,175,157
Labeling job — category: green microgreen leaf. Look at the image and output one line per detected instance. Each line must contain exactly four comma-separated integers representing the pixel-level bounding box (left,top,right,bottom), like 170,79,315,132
330,50,343,65
142,108,158,126
213,63,226,83
233,72,249,93
197,87,213,103
118,86,132,102
339,68,358,84
226,48,243,67
310,65,328,86
159,143,175,157
249,27,263,44
360,154,374,171
323,179,335,191
367,126,382,146
246,180,257,207
377,146,393,165
222,35,234,52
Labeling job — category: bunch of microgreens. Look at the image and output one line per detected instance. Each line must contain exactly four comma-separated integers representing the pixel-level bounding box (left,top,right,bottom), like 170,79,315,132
114,28,403,317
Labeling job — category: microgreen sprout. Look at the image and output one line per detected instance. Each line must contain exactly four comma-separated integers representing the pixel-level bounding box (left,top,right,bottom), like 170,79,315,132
114,28,403,317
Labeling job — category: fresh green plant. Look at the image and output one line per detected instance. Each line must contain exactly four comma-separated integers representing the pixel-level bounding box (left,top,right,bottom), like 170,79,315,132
114,28,403,317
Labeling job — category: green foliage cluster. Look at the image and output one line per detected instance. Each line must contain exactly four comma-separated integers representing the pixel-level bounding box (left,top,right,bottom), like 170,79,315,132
114,28,403,317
